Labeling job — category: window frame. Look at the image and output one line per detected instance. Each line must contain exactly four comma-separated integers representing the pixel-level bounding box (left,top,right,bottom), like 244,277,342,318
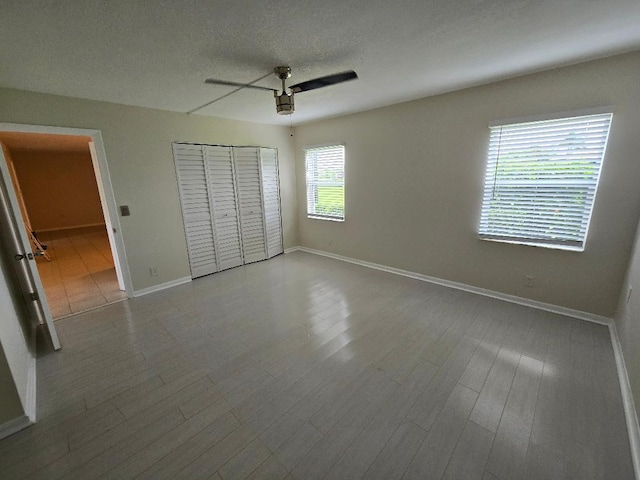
304,144,346,222
478,108,613,252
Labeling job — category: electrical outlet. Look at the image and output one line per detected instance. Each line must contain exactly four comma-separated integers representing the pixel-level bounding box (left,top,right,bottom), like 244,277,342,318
328,239,333,246
150,266,159,277
627,286,633,304
525,275,534,288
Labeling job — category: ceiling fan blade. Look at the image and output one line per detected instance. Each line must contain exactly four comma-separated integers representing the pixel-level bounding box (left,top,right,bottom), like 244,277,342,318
205,78,276,92
289,70,358,94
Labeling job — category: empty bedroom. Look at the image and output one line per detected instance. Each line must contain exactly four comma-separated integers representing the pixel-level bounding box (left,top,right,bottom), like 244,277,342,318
1,1,640,479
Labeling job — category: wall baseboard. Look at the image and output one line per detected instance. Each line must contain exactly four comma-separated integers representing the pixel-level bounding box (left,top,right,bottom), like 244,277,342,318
0,415,32,441
35,222,106,233
293,246,611,325
133,276,192,297
609,322,640,479
284,246,301,254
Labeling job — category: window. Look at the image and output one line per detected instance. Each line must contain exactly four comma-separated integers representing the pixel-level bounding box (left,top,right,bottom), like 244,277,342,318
305,145,345,221
479,112,612,250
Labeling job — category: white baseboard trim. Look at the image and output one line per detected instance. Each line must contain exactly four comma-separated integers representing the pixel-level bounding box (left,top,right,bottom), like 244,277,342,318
133,276,192,297
609,322,640,479
35,222,106,233
26,358,36,422
294,246,611,325
0,415,33,441
284,246,301,254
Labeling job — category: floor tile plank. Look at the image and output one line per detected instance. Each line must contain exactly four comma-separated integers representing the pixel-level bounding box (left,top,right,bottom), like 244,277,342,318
402,384,479,480
485,355,544,480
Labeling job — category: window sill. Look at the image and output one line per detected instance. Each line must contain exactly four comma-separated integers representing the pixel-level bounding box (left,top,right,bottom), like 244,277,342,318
307,215,344,222
478,236,584,252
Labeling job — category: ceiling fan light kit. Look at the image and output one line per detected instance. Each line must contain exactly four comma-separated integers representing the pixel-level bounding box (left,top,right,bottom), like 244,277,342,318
274,91,295,115
274,66,295,115
201,66,358,116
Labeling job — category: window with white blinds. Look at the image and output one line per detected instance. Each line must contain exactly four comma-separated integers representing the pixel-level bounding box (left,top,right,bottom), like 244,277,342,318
305,145,345,221
479,112,612,250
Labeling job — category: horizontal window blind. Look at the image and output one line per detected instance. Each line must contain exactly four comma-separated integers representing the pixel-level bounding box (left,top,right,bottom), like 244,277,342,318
305,145,345,221
479,112,612,250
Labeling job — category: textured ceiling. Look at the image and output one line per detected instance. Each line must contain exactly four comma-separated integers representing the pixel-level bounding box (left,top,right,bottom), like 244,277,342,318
2,1,640,126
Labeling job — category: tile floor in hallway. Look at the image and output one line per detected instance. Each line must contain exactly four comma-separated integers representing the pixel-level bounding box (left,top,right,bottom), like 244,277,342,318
34,226,127,319
0,251,634,479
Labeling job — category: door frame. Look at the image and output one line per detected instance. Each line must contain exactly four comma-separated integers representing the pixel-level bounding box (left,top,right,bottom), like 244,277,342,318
0,122,133,299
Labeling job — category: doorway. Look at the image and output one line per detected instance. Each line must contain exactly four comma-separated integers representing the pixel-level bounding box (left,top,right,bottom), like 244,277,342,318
0,125,132,322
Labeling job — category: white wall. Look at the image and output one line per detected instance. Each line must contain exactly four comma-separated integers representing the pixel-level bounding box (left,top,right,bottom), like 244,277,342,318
294,51,640,316
0,89,298,292
615,214,640,416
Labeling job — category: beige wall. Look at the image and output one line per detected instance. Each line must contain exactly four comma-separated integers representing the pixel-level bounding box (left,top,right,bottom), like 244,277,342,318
615,216,640,417
0,89,298,292
294,51,640,316
10,148,104,231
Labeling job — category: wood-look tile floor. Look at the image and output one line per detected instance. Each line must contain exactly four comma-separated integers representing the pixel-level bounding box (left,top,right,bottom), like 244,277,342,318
34,226,127,319
0,252,634,479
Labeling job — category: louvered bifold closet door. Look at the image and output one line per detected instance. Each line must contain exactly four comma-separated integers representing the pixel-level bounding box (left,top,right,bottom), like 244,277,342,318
204,146,244,271
173,144,219,278
259,148,283,257
233,147,267,263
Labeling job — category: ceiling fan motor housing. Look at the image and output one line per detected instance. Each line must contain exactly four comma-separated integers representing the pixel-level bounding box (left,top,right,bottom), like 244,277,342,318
275,91,294,115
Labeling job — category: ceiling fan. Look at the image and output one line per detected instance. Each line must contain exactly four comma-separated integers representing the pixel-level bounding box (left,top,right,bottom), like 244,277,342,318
188,66,358,115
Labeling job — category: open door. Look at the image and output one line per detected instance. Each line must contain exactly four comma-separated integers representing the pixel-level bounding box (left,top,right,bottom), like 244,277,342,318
0,146,60,350
88,141,125,291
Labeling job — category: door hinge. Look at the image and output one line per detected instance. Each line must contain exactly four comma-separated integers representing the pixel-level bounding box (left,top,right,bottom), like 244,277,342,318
29,291,39,301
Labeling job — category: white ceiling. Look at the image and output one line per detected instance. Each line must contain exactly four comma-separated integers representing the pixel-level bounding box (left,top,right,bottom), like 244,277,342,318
2,1,640,126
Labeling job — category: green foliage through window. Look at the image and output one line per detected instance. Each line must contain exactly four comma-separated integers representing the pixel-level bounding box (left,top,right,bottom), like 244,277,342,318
479,112,612,250
305,145,345,220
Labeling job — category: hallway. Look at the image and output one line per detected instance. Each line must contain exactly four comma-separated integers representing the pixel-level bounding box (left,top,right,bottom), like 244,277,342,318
35,225,127,318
